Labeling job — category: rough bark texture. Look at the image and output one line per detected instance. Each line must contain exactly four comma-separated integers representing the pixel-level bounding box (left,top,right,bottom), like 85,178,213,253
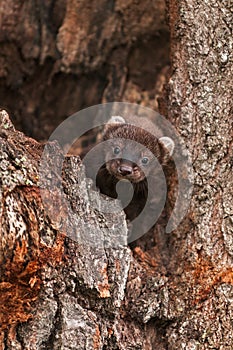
0,110,132,349
0,0,169,141
0,0,233,349
162,0,233,348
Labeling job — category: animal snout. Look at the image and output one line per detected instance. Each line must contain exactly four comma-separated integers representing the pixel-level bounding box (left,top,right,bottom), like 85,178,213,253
118,164,133,176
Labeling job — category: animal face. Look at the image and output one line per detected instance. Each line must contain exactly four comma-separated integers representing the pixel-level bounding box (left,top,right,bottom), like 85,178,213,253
104,139,156,183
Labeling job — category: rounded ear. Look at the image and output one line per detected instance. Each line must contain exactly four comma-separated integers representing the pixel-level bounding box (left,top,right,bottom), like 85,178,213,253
159,136,175,156
107,116,126,124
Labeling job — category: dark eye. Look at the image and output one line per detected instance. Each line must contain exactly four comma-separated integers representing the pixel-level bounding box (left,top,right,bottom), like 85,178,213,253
141,157,149,165
113,146,121,155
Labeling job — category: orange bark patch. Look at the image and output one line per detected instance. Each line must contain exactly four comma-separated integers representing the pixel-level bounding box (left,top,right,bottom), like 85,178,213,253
38,233,65,266
0,234,65,331
107,327,113,336
93,324,101,349
0,240,41,330
97,263,110,298
189,258,233,305
133,246,159,270
0,186,66,332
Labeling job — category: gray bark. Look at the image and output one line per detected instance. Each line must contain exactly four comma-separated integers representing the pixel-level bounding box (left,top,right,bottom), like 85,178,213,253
0,110,132,349
162,0,233,348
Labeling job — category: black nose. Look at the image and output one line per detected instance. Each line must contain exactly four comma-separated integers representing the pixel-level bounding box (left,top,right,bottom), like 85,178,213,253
118,165,133,176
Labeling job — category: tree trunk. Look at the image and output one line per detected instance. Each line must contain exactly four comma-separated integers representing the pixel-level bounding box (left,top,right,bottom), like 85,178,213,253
162,0,233,348
0,0,168,141
0,0,233,349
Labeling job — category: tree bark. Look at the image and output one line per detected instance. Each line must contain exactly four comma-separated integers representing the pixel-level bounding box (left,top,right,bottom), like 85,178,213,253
0,0,169,140
162,0,233,348
0,110,132,349
0,0,233,349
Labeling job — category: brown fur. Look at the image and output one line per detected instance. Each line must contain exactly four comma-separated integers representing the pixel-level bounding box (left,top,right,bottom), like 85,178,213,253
96,116,172,222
